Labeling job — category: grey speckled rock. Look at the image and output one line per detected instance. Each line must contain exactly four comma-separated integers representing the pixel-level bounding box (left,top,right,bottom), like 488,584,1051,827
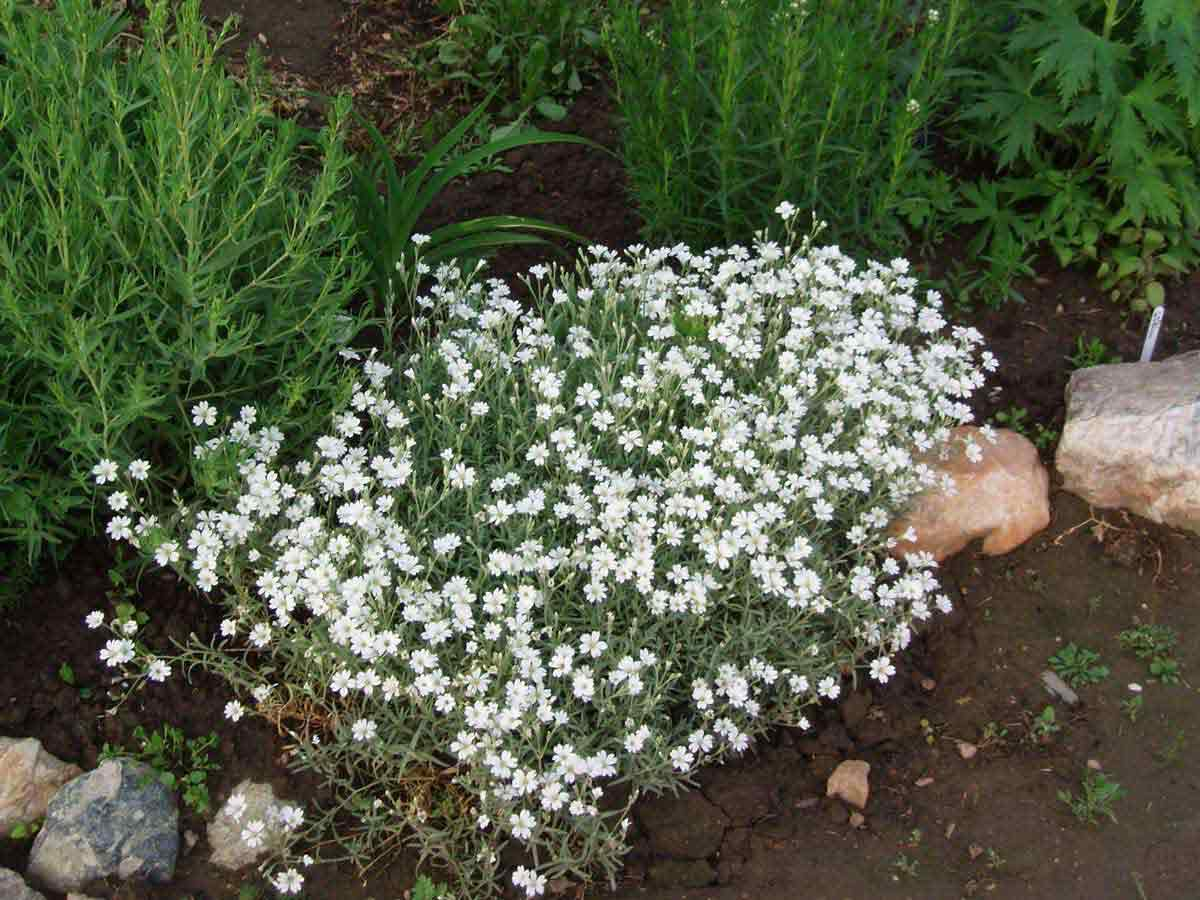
25,760,178,893
0,867,45,900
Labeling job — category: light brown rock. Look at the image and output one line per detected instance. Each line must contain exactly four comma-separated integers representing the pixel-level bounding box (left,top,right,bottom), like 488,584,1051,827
890,426,1050,561
826,760,870,810
207,779,279,871
0,738,82,833
1056,351,1200,533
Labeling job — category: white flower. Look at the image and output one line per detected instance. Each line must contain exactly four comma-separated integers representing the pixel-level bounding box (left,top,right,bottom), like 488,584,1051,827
272,869,304,894
411,233,431,247
106,516,133,541
98,639,135,667
869,656,896,683
92,459,119,485
774,200,797,220
351,718,378,742
127,459,151,481
225,792,247,822
906,98,921,115
146,659,170,682
224,700,246,722
191,401,218,427
85,610,105,629
241,819,266,849
1128,683,1143,693
154,541,180,567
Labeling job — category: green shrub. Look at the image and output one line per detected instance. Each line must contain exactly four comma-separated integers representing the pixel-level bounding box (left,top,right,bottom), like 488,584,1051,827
952,0,1200,309
426,0,607,124
0,0,371,587
604,0,969,253
94,209,993,896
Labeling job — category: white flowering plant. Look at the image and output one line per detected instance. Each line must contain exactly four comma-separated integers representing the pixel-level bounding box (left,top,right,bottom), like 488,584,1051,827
90,205,995,897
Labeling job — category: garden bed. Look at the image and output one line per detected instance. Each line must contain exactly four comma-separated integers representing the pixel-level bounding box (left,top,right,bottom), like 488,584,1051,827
1,2,1199,899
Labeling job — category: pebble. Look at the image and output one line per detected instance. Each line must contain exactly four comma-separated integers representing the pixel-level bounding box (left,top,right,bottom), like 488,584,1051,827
1041,670,1080,705
849,811,866,829
957,741,978,760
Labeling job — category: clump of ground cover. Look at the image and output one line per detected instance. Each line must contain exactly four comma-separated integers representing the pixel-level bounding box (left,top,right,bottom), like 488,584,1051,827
91,208,995,897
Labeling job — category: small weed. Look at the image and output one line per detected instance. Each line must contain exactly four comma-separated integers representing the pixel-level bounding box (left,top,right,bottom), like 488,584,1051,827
100,724,220,815
1086,595,1103,616
1031,423,1059,452
985,847,1006,870
1155,728,1187,767
1121,694,1144,724
1119,623,1178,660
9,820,41,840
411,874,452,900
1120,623,1183,684
1066,335,1120,370
979,721,1009,749
1149,656,1182,685
1048,643,1110,688
1026,705,1061,744
892,852,920,880
1058,770,1124,825
57,661,94,701
994,405,1029,434
236,886,263,900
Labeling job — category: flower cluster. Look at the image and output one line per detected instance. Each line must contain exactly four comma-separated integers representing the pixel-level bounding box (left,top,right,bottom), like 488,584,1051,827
91,207,993,895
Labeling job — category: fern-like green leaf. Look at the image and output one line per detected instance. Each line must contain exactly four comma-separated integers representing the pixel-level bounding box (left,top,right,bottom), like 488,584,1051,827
1137,0,1200,124
1010,2,1131,105
958,58,1063,168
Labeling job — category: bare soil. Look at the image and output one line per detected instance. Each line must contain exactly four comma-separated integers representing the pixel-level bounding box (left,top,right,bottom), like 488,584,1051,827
2,2,1199,899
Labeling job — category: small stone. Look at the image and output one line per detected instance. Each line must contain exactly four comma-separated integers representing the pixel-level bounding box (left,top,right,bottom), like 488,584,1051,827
1087,759,1103,771
915,776,935,787
0,737,83,833
920,677,937,692
826,760,870,810
1041,671,1080,706
0,867,46,900
957,741,978,760
208,780,280,871
849,811,866,829
183,829,198,854
794,796,820,810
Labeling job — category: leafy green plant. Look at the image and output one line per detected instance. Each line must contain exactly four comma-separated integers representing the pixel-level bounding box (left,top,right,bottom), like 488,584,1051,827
952,0,1200,309
0,0,373,585
605,0,971,253
1066,335,1121,369
1121,692,1144,723
994,405,1030,434
1119,622,1177,659
9,819,41,840
1058,770,1124,825
344,89,600,345
425,0,606,124
411,874,452,900
1049,643,1110,687
100,724,220,815
1026,705,1062,743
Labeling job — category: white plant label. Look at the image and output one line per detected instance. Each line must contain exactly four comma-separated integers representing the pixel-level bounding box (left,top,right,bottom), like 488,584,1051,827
1139,305,1165,363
